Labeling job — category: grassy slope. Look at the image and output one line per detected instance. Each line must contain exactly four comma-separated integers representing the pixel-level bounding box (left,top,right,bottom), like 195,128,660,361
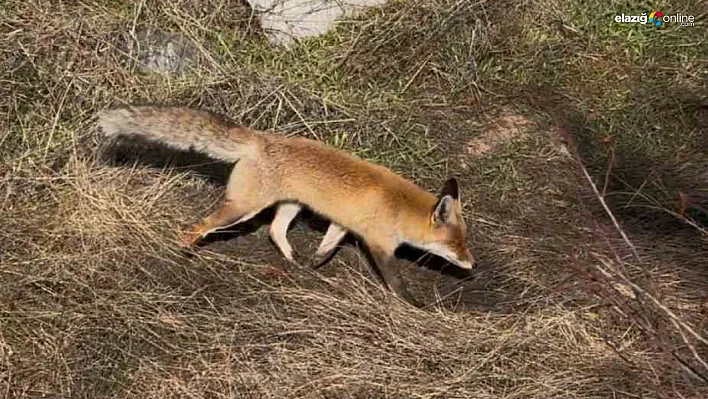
1,0,707,398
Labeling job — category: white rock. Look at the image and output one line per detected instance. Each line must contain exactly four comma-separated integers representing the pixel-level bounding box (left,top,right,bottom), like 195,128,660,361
247,0,388,45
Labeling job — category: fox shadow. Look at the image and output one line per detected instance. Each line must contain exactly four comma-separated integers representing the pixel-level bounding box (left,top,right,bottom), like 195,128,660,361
182,202,481,302
197,208,495,311
99,134,236,185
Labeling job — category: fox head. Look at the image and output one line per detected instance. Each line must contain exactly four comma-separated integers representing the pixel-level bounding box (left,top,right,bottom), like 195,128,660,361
420,177,476,270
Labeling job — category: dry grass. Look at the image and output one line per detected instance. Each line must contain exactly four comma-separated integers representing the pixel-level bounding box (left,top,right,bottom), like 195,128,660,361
2,0,707,398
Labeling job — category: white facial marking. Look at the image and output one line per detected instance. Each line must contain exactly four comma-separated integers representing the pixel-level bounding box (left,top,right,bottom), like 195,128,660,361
412,242,471,270
457,260,473,270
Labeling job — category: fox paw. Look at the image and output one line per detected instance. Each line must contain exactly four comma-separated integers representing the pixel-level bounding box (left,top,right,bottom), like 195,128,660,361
307,254,330,269
177,226,203,248
289,249,311,268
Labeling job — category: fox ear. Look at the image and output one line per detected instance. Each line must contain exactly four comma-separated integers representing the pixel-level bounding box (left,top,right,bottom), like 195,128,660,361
432,195,454,227
439,177,459,201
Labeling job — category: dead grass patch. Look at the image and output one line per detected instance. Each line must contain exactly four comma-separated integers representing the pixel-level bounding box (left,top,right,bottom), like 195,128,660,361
465,114,535,157
2,0,707,397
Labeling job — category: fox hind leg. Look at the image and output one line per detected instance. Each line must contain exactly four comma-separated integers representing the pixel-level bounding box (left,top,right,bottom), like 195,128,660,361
269,203,302,262
179,160,275,248
178,199,265,248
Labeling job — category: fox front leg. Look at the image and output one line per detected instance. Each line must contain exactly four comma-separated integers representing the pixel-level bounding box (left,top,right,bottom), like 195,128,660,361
270,204,346,268
367,244,421,308
307,222,348,268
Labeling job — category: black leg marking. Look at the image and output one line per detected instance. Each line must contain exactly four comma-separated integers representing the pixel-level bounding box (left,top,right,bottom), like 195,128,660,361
367,245,420,307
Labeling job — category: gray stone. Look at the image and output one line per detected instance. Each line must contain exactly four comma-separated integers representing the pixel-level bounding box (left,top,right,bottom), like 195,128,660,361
132,28,198,74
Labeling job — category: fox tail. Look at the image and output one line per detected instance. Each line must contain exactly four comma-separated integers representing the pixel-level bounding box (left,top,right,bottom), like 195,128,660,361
96,105,257,162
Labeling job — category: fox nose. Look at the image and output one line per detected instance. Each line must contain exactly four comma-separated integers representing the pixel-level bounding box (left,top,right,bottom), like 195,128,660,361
466,251,476,268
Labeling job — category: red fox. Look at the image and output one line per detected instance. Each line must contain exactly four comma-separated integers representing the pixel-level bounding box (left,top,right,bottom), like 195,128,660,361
97,105,476,305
